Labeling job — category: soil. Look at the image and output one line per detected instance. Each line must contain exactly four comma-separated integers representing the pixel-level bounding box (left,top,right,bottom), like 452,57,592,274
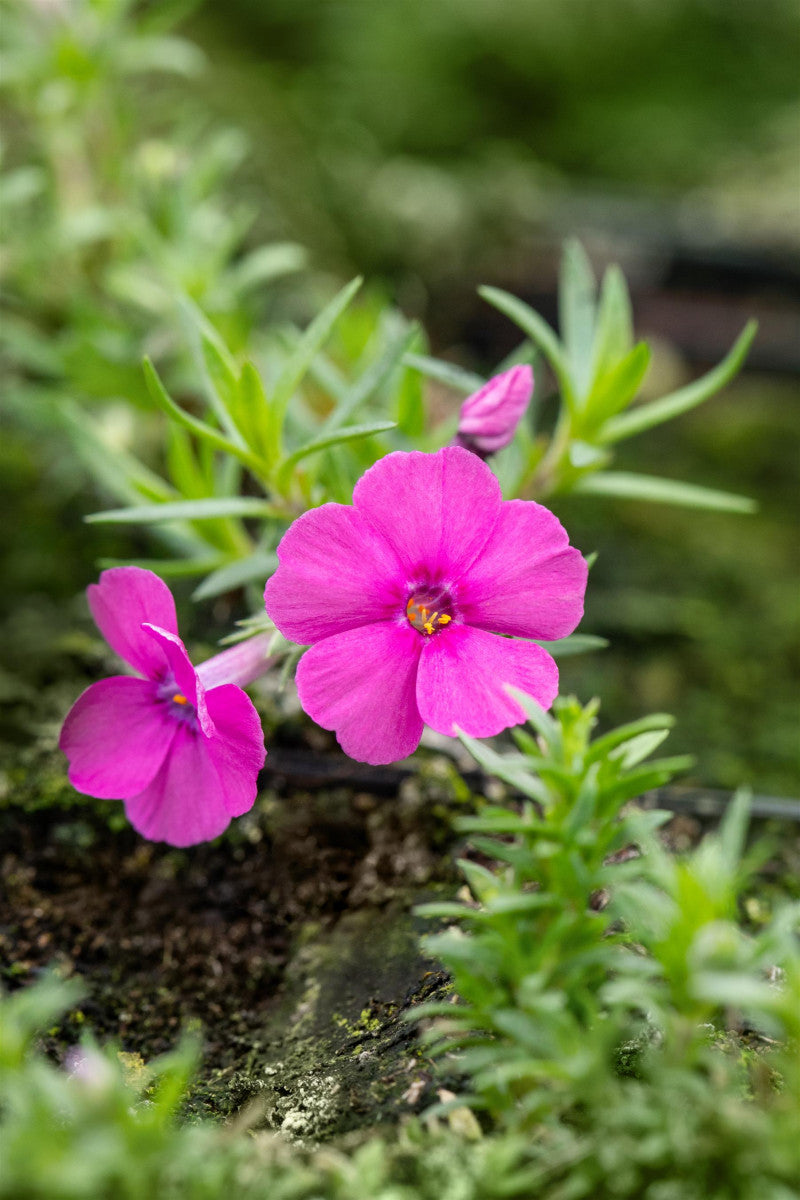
0,645,465,1137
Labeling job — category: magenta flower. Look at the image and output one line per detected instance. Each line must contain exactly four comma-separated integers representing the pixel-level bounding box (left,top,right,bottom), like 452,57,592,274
456,364,533,457
264,446,587,765
59,567,267,847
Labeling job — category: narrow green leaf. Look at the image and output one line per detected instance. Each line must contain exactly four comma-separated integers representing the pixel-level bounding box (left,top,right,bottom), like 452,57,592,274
176,297,243,441
586,713,675,764
585,341,651,427
275,420,396,489
238,360,277,467
719,787,752,867
268,276,363,452
403,352,485,395
589,265,633,382
97,556,225,578
479,286,575,410
559,239,597,401
610,728,671,769
503,686,560,747
396,354,426,437
535,634,609,657
456,731,551,805
573,471,757,513
142,358,266,479
599,320,758,444
192,551,278,600
87,497,277,524
229,242,307,292
325,323,420,433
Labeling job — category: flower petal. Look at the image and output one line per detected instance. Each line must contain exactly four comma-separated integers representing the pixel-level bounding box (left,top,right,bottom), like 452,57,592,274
417,624,558,738
87,567,178,679
265,503,404,645
353,446,502,583
142,624,213,736
457,364,533,454
124,725,239,847
457,499,588,640
59,676,175,799
295,622,424,765
203,684,266,817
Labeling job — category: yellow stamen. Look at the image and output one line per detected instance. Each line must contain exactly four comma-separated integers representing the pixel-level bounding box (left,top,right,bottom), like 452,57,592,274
172,693,188,705
423,621,435,635
438,614,451,625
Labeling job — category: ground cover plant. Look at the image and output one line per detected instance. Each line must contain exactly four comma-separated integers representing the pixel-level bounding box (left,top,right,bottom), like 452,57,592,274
1,3,798,1197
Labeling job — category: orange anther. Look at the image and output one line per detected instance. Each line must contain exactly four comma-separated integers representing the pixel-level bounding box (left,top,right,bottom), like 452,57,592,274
172,693,189,705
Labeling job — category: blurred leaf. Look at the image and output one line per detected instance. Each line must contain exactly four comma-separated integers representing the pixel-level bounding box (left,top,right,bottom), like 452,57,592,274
586,342,651,427
610,728,672,768
479,286,575,411
229,242,307,292
268,276,363,456
275,420,396,489
396,354,426,437
573,471,756,512
589,265,633,382
117,35,205,77
192,551,278,600
559,239,597,401
87,497,276,524
535,634,609,657
324,322,419,433
586,713,675,765
598,321,757,444
142,358,265,478
404,353,485,395
98,556,224,577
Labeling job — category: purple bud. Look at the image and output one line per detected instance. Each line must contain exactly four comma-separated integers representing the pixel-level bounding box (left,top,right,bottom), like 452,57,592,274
455,364,534,458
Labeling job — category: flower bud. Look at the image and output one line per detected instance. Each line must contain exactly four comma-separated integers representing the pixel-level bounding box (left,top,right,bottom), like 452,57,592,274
455,364,533,458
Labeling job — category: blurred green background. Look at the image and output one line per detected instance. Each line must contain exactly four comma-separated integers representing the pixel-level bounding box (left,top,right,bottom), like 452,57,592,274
1,0,798,795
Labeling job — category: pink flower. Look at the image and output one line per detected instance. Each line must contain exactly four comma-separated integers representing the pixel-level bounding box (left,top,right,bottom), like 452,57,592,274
59,567,267,847
264,446,587,765
456,364,533,457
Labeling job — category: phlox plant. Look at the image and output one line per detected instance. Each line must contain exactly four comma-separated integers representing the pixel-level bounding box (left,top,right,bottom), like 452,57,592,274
411,697,800,1196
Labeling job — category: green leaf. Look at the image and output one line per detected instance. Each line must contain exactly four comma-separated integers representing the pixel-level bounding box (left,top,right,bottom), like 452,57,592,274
598,320,757,444
559,239,597,401
403,352,485,395
275,420,396,490
229,242,307,292
142,358,266,479
589,265,633,383
718,788,752,867
534,634,609,657
268,276,363,455
586,341,651,427
192,551,278,601
396,355,426,437
176,297,244,441
587,713,675,764
87,497,277,524
200,330,247,445
456,732,551,805
478,286,575,410
610,728,671,769
325,322,419,433
97,556,225,578
573,471,757,513
504,687,560,748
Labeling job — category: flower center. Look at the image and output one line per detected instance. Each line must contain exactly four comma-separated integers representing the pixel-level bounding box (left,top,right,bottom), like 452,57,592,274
406,586,453,636
156,677,198,727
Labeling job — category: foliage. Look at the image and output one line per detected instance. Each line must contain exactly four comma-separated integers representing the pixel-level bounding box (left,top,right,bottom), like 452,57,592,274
409,696,800,1194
